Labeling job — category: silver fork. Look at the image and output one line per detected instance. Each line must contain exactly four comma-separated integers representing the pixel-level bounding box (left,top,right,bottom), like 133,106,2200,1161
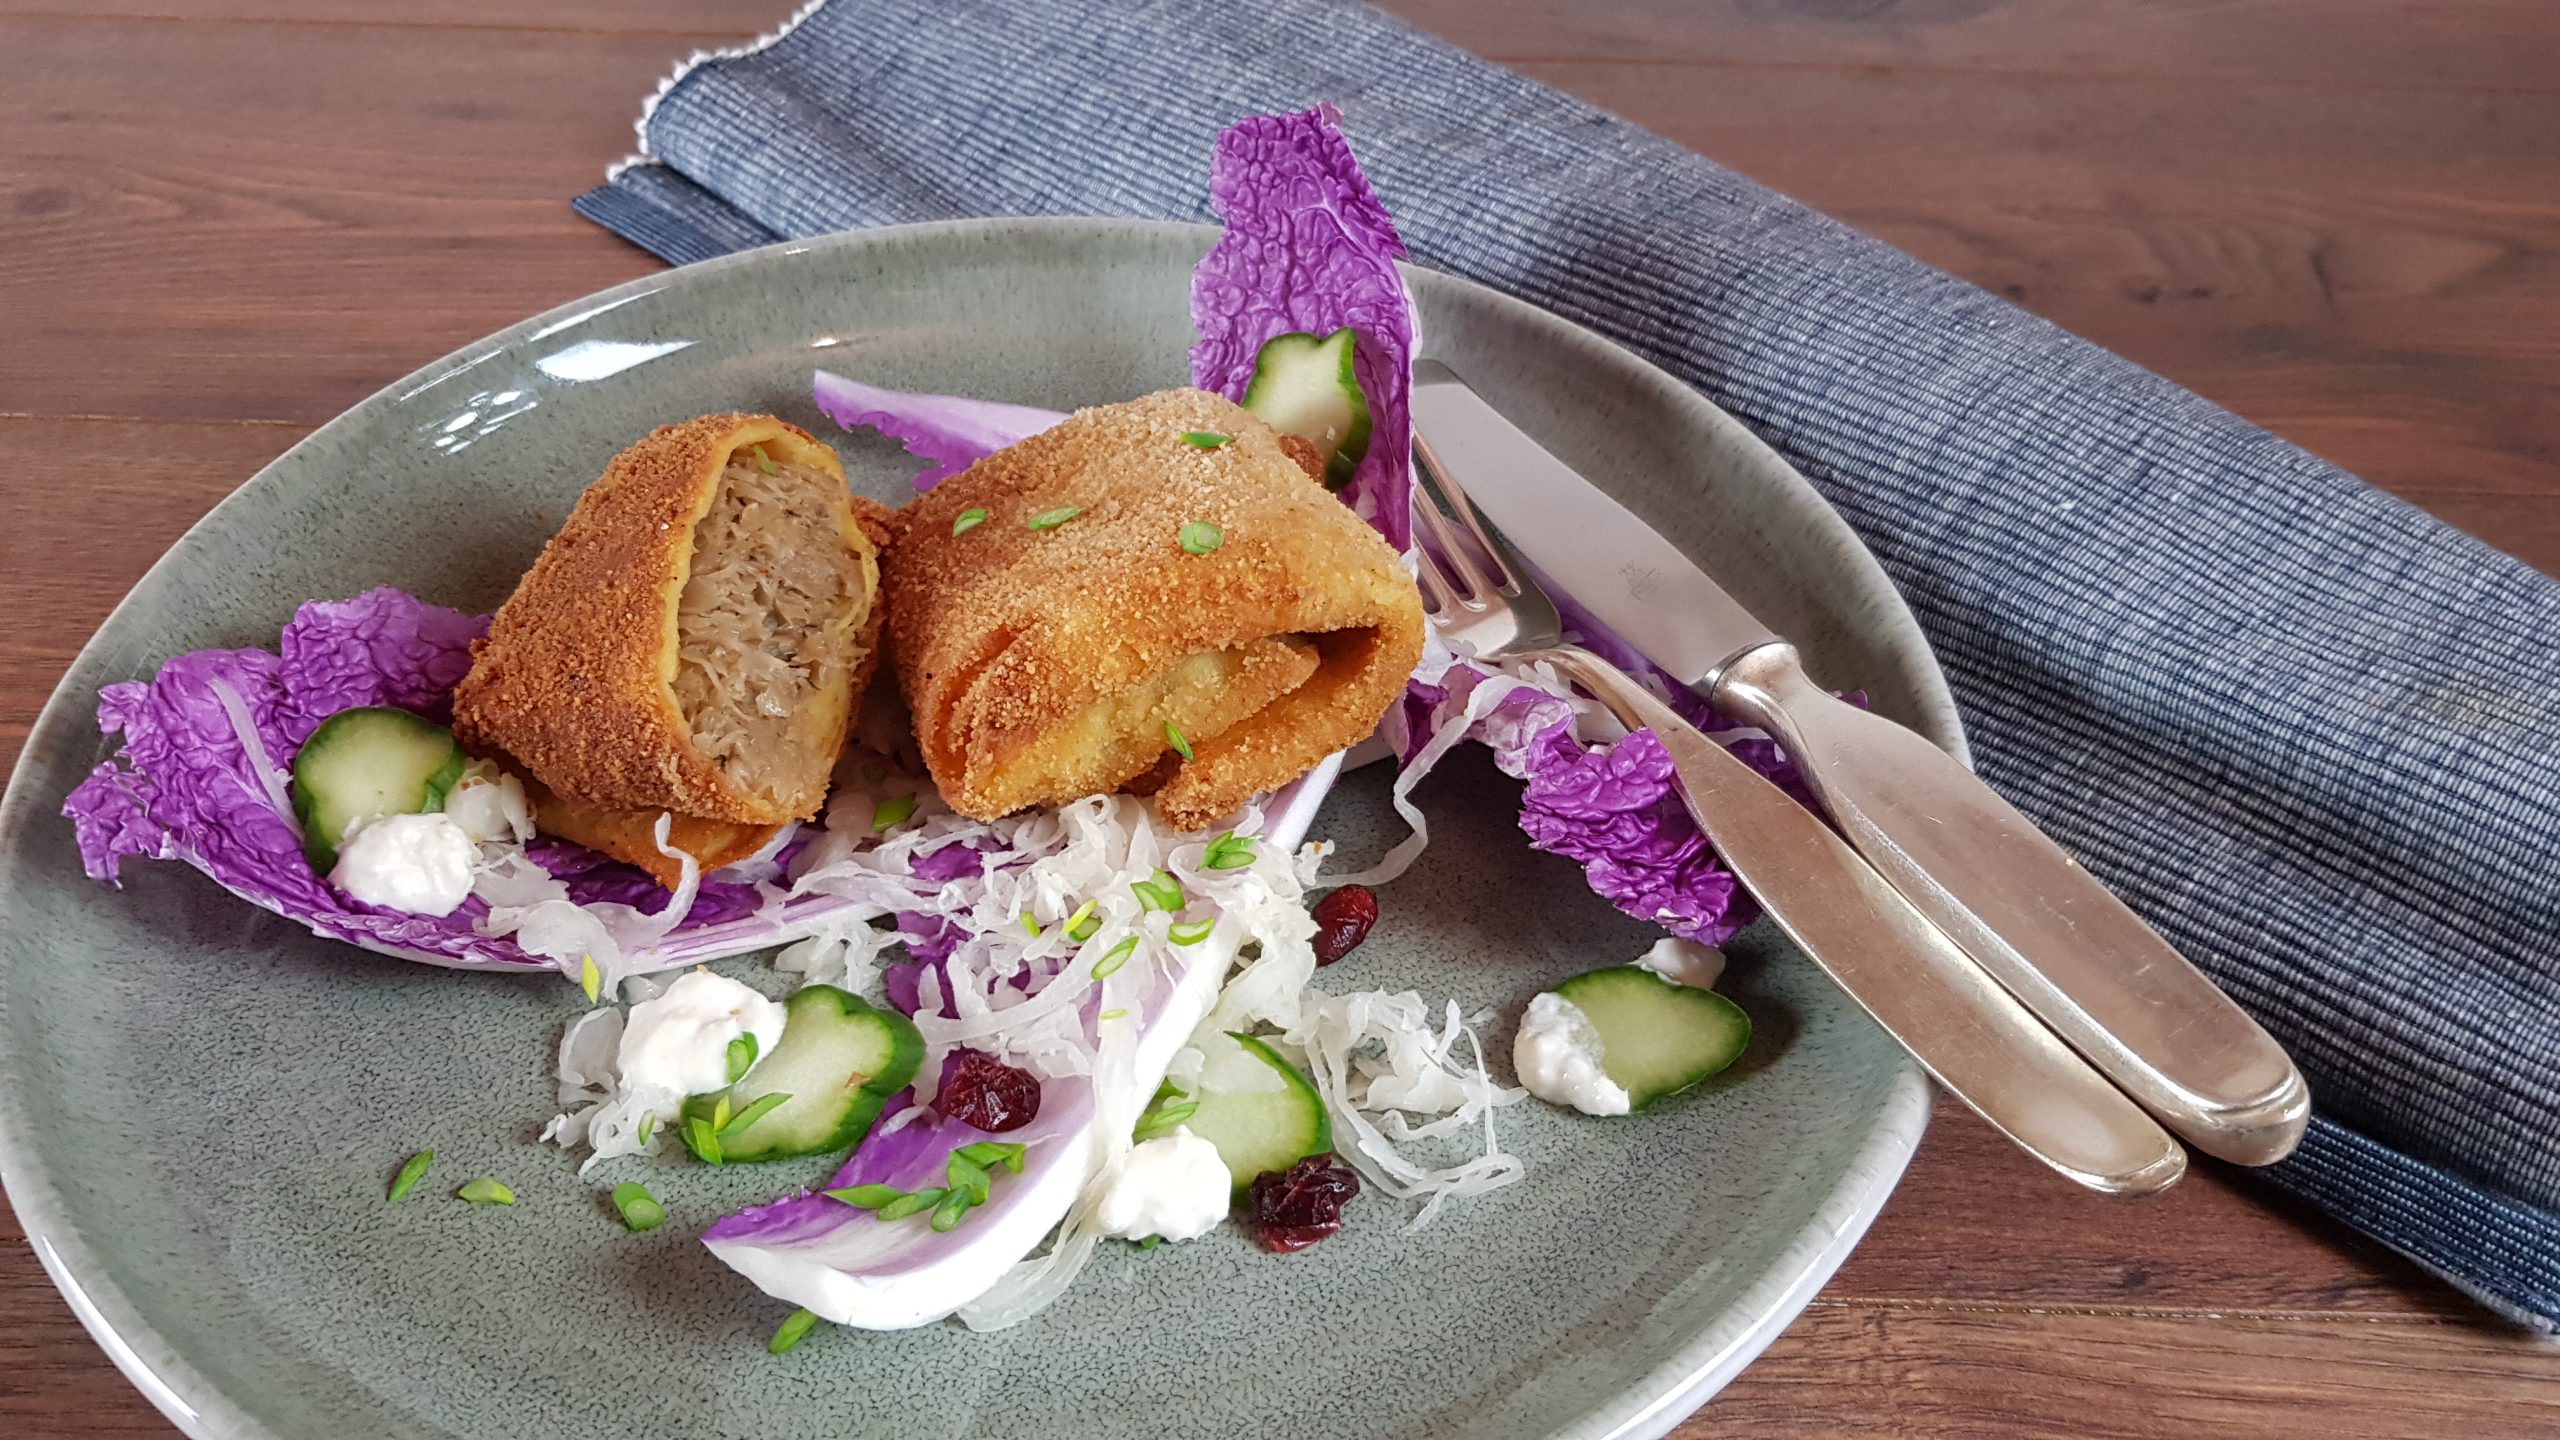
1410,465,2188,1195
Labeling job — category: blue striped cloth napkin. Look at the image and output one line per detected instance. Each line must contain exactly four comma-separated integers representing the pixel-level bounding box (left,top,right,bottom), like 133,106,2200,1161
574,0,2560,1330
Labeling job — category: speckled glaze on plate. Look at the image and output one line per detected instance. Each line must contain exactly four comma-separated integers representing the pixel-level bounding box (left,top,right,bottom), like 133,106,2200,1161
0,220,1949,1440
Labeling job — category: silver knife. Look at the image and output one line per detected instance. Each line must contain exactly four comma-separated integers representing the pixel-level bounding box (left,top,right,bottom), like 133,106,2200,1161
1411,359,2309,1167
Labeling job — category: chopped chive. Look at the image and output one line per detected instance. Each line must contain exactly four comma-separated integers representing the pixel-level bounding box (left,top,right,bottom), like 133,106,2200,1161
872,793,918,833
456,1177,515,1206
875,1188,944,1222
1202,832,1257,870
769,1307,820,1355
861,763,888,783
1091,935,1140,980
685,1116,725,1165
824,1184,909,1210
635,1111,656,1148
726,1032,760,1084
1064,898,1099,943
387,1150,433,1203
1167,918,1216,946
951,506,988,537
1178,521,1224,555
1099,1008,1128,1022
752,445,778,476
611,1181,665,1232
723,1092,793,1137
1180,431,1231,449
1163,720,1194,762
1138,1236,1162,1251
1026,506,1081,531
578,953,602,1005
929,1187,974,1232
956,1141,1027,1173
946,1153,992,1205
1019,912,1042,939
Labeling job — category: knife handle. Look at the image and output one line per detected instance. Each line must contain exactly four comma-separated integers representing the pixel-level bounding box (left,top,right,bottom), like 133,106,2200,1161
1540,649,2187,1195
1712,643,2310,1166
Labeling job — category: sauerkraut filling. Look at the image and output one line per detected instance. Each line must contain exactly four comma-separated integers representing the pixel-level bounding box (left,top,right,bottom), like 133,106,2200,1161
673,454,871,806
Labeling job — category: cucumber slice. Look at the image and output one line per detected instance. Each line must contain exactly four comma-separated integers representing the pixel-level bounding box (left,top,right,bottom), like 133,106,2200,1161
682,985,924,1163
1240,328,1372,490
1550,966,1751,1111
289,706,468,873
1178,1031,1331,1198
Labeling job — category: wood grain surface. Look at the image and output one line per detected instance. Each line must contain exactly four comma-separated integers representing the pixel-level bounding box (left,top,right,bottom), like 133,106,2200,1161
1,1,2554,1436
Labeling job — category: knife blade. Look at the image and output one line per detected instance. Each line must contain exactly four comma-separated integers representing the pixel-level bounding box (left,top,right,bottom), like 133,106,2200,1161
1411,358,2309,1166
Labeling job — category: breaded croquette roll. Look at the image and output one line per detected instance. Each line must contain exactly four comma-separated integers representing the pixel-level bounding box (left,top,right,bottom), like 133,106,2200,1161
885,388,1425,833
454,414,889,842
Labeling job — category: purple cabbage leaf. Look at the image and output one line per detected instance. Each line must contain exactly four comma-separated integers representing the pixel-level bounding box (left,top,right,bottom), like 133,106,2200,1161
1188,104,1417,552
811,370,1063,491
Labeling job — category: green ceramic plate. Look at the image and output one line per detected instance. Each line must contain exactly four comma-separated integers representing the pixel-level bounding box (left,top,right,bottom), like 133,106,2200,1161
0,220,1944,1440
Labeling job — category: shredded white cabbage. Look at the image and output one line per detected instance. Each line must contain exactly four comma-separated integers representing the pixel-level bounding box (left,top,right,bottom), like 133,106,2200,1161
476,814,703,1000
1286,989,1528,1230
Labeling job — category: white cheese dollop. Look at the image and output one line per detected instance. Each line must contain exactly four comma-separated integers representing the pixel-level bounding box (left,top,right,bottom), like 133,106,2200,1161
1635,937,1726,991
1513,992,1631,1117
330,812,478,915
1092,1129,1233,1244
615,970,788,1111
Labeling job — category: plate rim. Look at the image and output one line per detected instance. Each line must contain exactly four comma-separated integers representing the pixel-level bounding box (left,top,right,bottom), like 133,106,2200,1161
0,215,1944,1440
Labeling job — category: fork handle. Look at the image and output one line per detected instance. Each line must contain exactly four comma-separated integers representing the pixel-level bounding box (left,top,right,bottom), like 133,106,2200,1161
1712,642,2309,1166
1540,649,2186,1195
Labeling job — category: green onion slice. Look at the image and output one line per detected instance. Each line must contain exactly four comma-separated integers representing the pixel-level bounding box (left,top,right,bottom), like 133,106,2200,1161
578,953,602,1005
1178,521,1224,555
635,1112,657,1148
1064,898,1099,942
956,1141,1027,1173
872,793,918,833
1091,935,1140,980
1099,1007,1128,1022
1163,720,1194,761
951,506,988,536
722,1092,793,1137
929,1187,974,1233
456,1177,515,1206
861,763,889,783
1201,832,1257,870
1026,506,1082,531
946,1153,992,1205
1132,870,1184,912
725,1032,759,1084
752,445,778,476
387,1150,433,1203
1167,918,1216,946
1138,1235,1162,1251
875,1188,945,1222
1180,431,1231,449
769,1307,821,1355
824,1184,908,1210
685,1116,725,1166
611,1181,665,1232
1019,912,1042,939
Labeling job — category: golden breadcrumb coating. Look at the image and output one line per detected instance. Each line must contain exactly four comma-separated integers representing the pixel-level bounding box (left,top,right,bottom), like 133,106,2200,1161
482,590,890,889
884,388,1425,832
453,414,886,829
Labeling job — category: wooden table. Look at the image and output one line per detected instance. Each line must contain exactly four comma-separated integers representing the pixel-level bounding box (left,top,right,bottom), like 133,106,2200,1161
2,1,2554,1435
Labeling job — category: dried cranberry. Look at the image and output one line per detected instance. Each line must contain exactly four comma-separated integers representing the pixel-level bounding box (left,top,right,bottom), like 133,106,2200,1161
940,1050,1041,1133
1309,885,1378,966
1248,1153,1361,1252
